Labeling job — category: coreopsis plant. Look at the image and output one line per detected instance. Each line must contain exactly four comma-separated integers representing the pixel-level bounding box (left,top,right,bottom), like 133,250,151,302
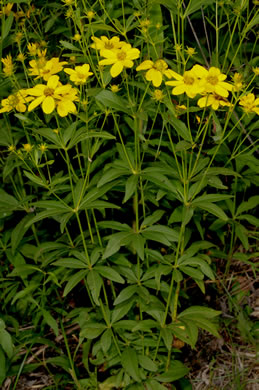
98,42,140,77
136,59,176,87
0,1,258,389
64,64,93,85
26,75,78,116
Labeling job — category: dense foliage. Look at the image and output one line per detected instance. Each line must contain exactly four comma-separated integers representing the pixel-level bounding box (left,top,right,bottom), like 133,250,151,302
0,0,258,388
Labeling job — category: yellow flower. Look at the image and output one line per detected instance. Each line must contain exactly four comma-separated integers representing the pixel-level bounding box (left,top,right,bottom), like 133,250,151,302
1,54,14,77
0,3,14,16
14,32,23,43
166,68,204,98
86,10,95,20
198,94,231,110
192,65,233,97
62,0,74,5
73,34,81,41
30,57,68,80
253,67,259,76
0,90,32,113
232,73,244,92
39,143,48,152
99,43,140,77
26,75,78,116
17,53,26,62
56,84,79,117
185,47,196,57
91,36,123,55
23,143,33,153
139,19,150,27
8,145,16,152
239,93,259,115
136,59,176,87
174,43,182,53
64,64,93,85
152,89,164,102
27,42,39,56
110,84,120,93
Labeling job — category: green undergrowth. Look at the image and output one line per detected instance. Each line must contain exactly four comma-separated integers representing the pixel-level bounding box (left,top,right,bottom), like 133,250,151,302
0,0,258,388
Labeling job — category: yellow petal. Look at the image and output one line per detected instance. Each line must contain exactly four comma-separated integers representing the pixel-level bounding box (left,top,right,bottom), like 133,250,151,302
28,96,45,111
136,60,154,71
110,62,123,77
42,96,55,114
146,69,162,87
47,75,59,89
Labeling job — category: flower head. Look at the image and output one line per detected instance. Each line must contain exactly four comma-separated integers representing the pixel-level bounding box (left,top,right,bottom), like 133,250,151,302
136,59,176,87
64,64,93,85
99,43,140,77
232,72,244,92
110,84,120,93
26,75,78,116
86,10,95,20
185,47,196,57
0,3,14,17
39,143,48,152
23,143,33,153
73,34,81,41
192,65,233,97
91,36,124,55
166,68,204,98
27,42,39,56
1,54,15,77
31,57,68,80
0,90,32,113
198,94,231,110
152,89,164,102
239,93,259,115
253,67,259,76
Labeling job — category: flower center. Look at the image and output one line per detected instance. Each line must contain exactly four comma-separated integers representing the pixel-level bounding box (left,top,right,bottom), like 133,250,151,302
183,72,195,85
207,75,218,85
44,87,54,96
104,42,114,49
8,95,20,106
77,73,85,79
154,60,167,72
117,51,127,61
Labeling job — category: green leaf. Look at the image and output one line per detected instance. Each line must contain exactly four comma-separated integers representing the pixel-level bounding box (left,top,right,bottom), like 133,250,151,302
11,214,34,254
114,285,138,305
142,225,179,245
80,323,106,340
178,306,221,320
138,355,158,372
194,201,228,221
0,189,19,212
59,40,81,51
236,196,259,216
163,112,191,142
25,210,68,228
23,171,46,186
111,300,134,323
102,231,134,259
131,233,145,260
101,329,112,353
156,360,189,382
161,328,173,351
53,258,88,268
11,282,38,304
95,90,131,114
121,347,141,382
141,210,165,229
183,0,215,17
42,309,59,337
235,223,249,251
192,194,232,204
87,270,103,306
2,12,14,39
193,318,220,337
63,270,88,297
123,174,139,203
94,266,124,284
0,329,13,358
0,347,6,386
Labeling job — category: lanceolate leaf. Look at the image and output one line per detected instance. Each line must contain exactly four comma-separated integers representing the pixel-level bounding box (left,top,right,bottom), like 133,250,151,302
121,347,141,382
193,201,228,221
87,270,103,306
